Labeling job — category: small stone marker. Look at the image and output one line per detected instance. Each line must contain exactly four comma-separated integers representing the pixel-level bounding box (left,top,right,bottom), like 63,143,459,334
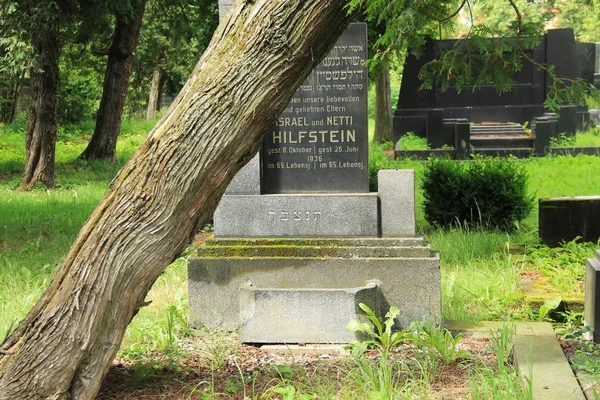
585,250,600,343
261,23,368,194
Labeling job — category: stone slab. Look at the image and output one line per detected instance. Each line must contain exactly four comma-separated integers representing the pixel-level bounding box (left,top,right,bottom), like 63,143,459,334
261,23,369,194
445,321,585,399
188,256,441,330
378,170,415,237
214,193,379,237
514,334,584,399
585,250,600,342
238,281,381,343
223,153,260,195
443,320,556,338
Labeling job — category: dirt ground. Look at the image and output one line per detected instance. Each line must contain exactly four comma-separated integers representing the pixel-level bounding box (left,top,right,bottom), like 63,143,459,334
97,335,497,399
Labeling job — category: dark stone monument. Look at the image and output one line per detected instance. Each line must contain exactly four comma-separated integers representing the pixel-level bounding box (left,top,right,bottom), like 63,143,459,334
393,29,591,149
534,118,553,156
539,196,600,247
261,23,368,194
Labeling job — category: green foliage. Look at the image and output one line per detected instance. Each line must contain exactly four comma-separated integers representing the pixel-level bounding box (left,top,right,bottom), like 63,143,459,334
349,0,596,110
126,0,218,117
410,321,471,363
399,132,429,150
537,297,562,321
422,157,535,231
522,240,596,299
489,324,516,373
550,129,600,148
347,304,409,356
58,45,104,123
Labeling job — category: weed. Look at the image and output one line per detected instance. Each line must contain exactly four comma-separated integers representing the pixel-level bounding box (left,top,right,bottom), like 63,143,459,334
347,304,409,357
411,321,472,364
489,323,516,372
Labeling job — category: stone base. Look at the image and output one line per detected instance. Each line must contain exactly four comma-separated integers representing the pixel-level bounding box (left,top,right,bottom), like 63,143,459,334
239,281,381,344
188,237,441,339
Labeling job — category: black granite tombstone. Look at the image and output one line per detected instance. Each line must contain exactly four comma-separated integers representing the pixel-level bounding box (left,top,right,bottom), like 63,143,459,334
393,29,592,148
261,23,369,194
539,197,600,247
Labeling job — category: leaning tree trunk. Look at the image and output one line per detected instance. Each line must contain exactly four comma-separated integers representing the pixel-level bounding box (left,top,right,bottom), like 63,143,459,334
79,0,147,162
146,64,164,120
372,65,393,143
0,1,352,399
18,13,59,190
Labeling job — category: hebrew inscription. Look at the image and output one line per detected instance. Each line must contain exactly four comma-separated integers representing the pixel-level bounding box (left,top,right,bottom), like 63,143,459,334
261,23,369,194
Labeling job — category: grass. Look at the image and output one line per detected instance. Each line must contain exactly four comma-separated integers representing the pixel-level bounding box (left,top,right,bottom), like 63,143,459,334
550,129,600,148
0,114,598,396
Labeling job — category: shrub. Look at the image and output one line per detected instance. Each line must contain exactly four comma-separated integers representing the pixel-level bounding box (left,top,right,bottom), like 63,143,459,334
422,157,534,231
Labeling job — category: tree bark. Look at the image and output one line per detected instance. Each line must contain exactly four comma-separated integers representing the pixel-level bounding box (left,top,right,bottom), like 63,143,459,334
146,64,163,120
18,11,59,190
0,1,352,399
79,0,147,162
373,65,393,143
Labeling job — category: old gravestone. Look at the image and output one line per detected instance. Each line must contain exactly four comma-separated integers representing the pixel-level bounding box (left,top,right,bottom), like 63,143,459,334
188,8,441,343
261,29,368,194
215,23,374,238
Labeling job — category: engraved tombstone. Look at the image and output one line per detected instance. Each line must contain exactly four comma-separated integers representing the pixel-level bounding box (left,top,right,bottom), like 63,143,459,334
261,23,369,193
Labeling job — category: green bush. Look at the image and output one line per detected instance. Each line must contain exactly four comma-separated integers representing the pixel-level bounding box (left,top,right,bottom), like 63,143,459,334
422,158,534,231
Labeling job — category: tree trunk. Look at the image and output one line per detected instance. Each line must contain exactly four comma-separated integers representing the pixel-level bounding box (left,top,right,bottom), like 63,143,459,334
0,1,352,399
373,65,393,143
18,12,59,190
79,1,147,162
146,64,163,120
0,79,20,123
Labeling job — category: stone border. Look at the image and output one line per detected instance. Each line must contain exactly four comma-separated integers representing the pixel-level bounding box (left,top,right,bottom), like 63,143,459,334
444,321,585,400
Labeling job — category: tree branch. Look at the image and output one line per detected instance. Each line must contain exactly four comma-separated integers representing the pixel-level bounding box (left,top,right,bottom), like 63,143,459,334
419,0,468,23
507,0,522,35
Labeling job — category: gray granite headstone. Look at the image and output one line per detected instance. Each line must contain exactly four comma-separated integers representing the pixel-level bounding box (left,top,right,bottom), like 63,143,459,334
261,23,368,194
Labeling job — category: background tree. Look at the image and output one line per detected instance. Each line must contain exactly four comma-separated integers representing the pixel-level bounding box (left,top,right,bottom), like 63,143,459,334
0,0,353,398
368,23,394,144
135,0,219,120
79,0,148,162
17,2,62,190
552,0,600,42
0,3,32,124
